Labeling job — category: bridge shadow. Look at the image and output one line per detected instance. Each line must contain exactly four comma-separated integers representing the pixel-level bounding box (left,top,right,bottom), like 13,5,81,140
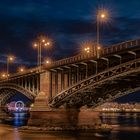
66,108,80,127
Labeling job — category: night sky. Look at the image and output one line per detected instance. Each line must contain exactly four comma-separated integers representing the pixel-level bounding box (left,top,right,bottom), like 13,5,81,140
0,0,140,70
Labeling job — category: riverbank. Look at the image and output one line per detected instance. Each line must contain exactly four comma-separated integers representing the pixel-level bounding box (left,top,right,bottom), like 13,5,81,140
97,110,140,113
19,123,112,133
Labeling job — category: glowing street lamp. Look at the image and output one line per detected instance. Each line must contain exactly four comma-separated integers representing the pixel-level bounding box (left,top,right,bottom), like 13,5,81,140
44,58,52,65
45,60,50,64
81,41,93,54
96,9,109,58
33,36,51,70
84,47,90,53
7,55,15,78
1,73,7,79
18,66,25,73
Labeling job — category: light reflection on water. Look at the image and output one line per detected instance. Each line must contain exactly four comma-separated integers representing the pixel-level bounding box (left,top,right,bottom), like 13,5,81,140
13,113,27,126
2,112,29,127
1,112,140,140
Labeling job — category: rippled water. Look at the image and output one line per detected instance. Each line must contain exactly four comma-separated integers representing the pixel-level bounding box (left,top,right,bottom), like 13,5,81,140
1,112,140,140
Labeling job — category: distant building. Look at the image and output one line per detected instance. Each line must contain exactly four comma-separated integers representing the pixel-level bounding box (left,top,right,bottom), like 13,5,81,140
95,102,140,112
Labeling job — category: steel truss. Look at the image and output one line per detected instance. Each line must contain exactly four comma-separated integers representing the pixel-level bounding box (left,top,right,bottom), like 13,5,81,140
49,58,140,108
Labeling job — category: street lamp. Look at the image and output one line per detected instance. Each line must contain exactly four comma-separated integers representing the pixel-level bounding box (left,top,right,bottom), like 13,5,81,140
96,9,109,58
44,58,52,65
84,47,90,53
81,41,93,54
1,73,7,79
45,60,50,64
18,66,25,73
7,55,15,78
33,36,51,70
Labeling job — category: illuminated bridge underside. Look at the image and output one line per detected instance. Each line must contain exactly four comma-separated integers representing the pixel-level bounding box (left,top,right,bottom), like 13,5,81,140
49,58,140,108
0,84,36,105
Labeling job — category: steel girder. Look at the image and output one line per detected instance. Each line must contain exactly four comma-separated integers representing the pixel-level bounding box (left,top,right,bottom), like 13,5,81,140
0,83,36,105
49,58,140,108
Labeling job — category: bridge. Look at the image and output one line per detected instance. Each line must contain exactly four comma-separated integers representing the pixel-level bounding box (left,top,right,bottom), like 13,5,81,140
0,38,140,127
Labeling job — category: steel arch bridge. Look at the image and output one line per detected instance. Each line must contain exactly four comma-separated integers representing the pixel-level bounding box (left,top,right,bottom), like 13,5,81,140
49,58,140,108
0,83,36,106
0,69,40,106
1,38,140,109
48,38,140,108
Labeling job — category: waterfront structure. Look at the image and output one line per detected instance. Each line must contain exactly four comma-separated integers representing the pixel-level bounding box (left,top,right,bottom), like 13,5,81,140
0,38,140,127
7,101,29,112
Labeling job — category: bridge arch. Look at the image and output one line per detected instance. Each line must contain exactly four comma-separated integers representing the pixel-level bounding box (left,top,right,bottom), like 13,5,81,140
0,83,36,105
49,58,140,108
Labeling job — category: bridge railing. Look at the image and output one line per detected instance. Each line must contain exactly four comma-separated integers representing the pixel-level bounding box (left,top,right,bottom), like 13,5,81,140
0,67,40,82
102,39,140,55
49,38,140,68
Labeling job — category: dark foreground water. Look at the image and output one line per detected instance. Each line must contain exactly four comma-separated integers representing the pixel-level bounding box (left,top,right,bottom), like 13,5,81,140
1,112,140,140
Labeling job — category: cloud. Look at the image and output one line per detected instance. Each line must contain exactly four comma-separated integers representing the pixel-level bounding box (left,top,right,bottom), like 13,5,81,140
0,0,140,71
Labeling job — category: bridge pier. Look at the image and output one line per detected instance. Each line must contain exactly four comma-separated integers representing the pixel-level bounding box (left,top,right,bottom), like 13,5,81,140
0,106,8,119
28,71,101,129
28,91,100,129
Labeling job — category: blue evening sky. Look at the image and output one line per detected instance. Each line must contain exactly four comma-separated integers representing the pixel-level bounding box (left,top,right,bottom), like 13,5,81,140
0,0,140,68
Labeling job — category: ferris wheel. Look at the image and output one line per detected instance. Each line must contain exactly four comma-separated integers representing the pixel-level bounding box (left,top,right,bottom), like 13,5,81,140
15,101,25,111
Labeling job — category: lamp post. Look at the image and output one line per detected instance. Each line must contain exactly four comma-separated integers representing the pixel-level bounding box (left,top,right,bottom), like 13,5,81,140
33,36,51,70
7,55,15,78
96,9,108,58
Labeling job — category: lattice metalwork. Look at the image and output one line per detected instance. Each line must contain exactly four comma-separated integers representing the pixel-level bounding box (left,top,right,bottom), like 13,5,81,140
49,58,140,108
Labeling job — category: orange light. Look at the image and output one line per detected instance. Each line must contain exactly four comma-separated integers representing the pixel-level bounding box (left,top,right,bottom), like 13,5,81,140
97,9,109,21
42,39,45,43
44,58,51,65
8,56,15,62
2,74,6,77
84,47,90,53
44,42,50,46
97,46,101,50
20,68,24,72
101,14,105,18
46,60,49,64
1,73,7,78
18,66,25,73
34,43,38,48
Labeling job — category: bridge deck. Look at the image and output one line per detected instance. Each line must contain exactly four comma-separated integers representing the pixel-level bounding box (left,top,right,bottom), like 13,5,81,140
0,38,140,81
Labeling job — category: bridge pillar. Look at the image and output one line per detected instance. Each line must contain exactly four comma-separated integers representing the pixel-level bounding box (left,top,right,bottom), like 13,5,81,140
28,71,101,129
0,105,8,119
28,71,51,125
28,104,100,129
57,71,62,93
51,71,57,97
64,73,69,89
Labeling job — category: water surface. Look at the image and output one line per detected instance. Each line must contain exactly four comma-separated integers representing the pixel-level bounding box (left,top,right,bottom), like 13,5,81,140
1,112,140,140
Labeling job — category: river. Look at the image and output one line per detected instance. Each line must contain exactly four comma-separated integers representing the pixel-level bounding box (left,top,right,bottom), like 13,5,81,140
0,112,140,140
